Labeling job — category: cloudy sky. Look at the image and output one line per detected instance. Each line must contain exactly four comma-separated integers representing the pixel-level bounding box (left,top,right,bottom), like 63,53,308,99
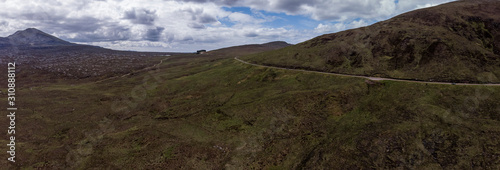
0,0,454,52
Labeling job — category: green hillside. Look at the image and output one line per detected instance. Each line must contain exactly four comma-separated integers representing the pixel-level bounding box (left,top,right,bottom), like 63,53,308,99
4,52,499,169
243,0,500,83
1,1,500,169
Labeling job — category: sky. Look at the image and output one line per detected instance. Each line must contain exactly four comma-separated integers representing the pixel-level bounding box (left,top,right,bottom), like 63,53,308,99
0,0,455,52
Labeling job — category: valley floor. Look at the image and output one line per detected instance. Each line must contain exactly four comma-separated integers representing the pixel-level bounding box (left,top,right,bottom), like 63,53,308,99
2,53,500,169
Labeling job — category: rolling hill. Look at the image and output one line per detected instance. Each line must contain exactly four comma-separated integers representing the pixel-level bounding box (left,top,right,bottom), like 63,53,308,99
0,28,172,85
5,28,74,46
208,41,292,56
4,42,498,169
0,28,291,86
1,2,500,169
243,0,500,83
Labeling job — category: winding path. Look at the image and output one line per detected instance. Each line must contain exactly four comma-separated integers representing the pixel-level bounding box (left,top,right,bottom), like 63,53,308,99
234,57,500,86
95,57,169,83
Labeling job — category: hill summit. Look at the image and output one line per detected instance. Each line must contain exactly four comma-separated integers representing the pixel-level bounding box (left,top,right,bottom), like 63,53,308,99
0,28,73,47
243,0,500,83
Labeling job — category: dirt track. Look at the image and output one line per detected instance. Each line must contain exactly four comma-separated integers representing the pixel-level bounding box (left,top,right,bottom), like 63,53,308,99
234,57,500,86
95,57,169,83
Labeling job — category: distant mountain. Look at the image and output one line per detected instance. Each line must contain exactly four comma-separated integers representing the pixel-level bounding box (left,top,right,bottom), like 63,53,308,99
209,41,292,56
0,28,172,81
261,41,293,49
2,28,73,47
0,28,119,56
0,37,10,47
243,0,500,83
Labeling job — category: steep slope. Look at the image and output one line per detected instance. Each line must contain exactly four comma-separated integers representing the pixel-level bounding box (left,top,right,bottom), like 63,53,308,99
243,0,500,83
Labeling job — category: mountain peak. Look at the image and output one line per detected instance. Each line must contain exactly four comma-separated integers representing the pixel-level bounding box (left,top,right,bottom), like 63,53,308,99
14,28,45,34
6,28,72,46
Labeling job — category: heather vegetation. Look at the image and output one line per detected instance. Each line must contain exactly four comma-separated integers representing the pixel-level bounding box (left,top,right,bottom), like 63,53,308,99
1,50,498,169
1,0,499,169
243,0,500,84
0,46,169,86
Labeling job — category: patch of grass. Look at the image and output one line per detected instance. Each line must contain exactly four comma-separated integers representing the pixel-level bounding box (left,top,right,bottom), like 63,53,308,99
162,146,177,160
5,44,500,169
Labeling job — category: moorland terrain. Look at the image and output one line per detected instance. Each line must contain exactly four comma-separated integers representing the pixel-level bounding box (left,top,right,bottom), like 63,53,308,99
1,0,500,169
243,0,500,84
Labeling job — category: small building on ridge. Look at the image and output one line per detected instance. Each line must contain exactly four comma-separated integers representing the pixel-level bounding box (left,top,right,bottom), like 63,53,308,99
197,50,207,54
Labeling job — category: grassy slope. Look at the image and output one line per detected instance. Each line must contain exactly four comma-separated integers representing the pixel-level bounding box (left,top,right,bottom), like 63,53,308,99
242,0,500,83
1,52,499,169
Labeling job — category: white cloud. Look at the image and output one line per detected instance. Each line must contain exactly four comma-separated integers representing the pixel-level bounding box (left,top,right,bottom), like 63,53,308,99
396,0,454,13
350,20,369,29
207,0,456,21
228,12,259,24
416,3,441,9
0,0,456,52
315,23,345,34
379,0,397,17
